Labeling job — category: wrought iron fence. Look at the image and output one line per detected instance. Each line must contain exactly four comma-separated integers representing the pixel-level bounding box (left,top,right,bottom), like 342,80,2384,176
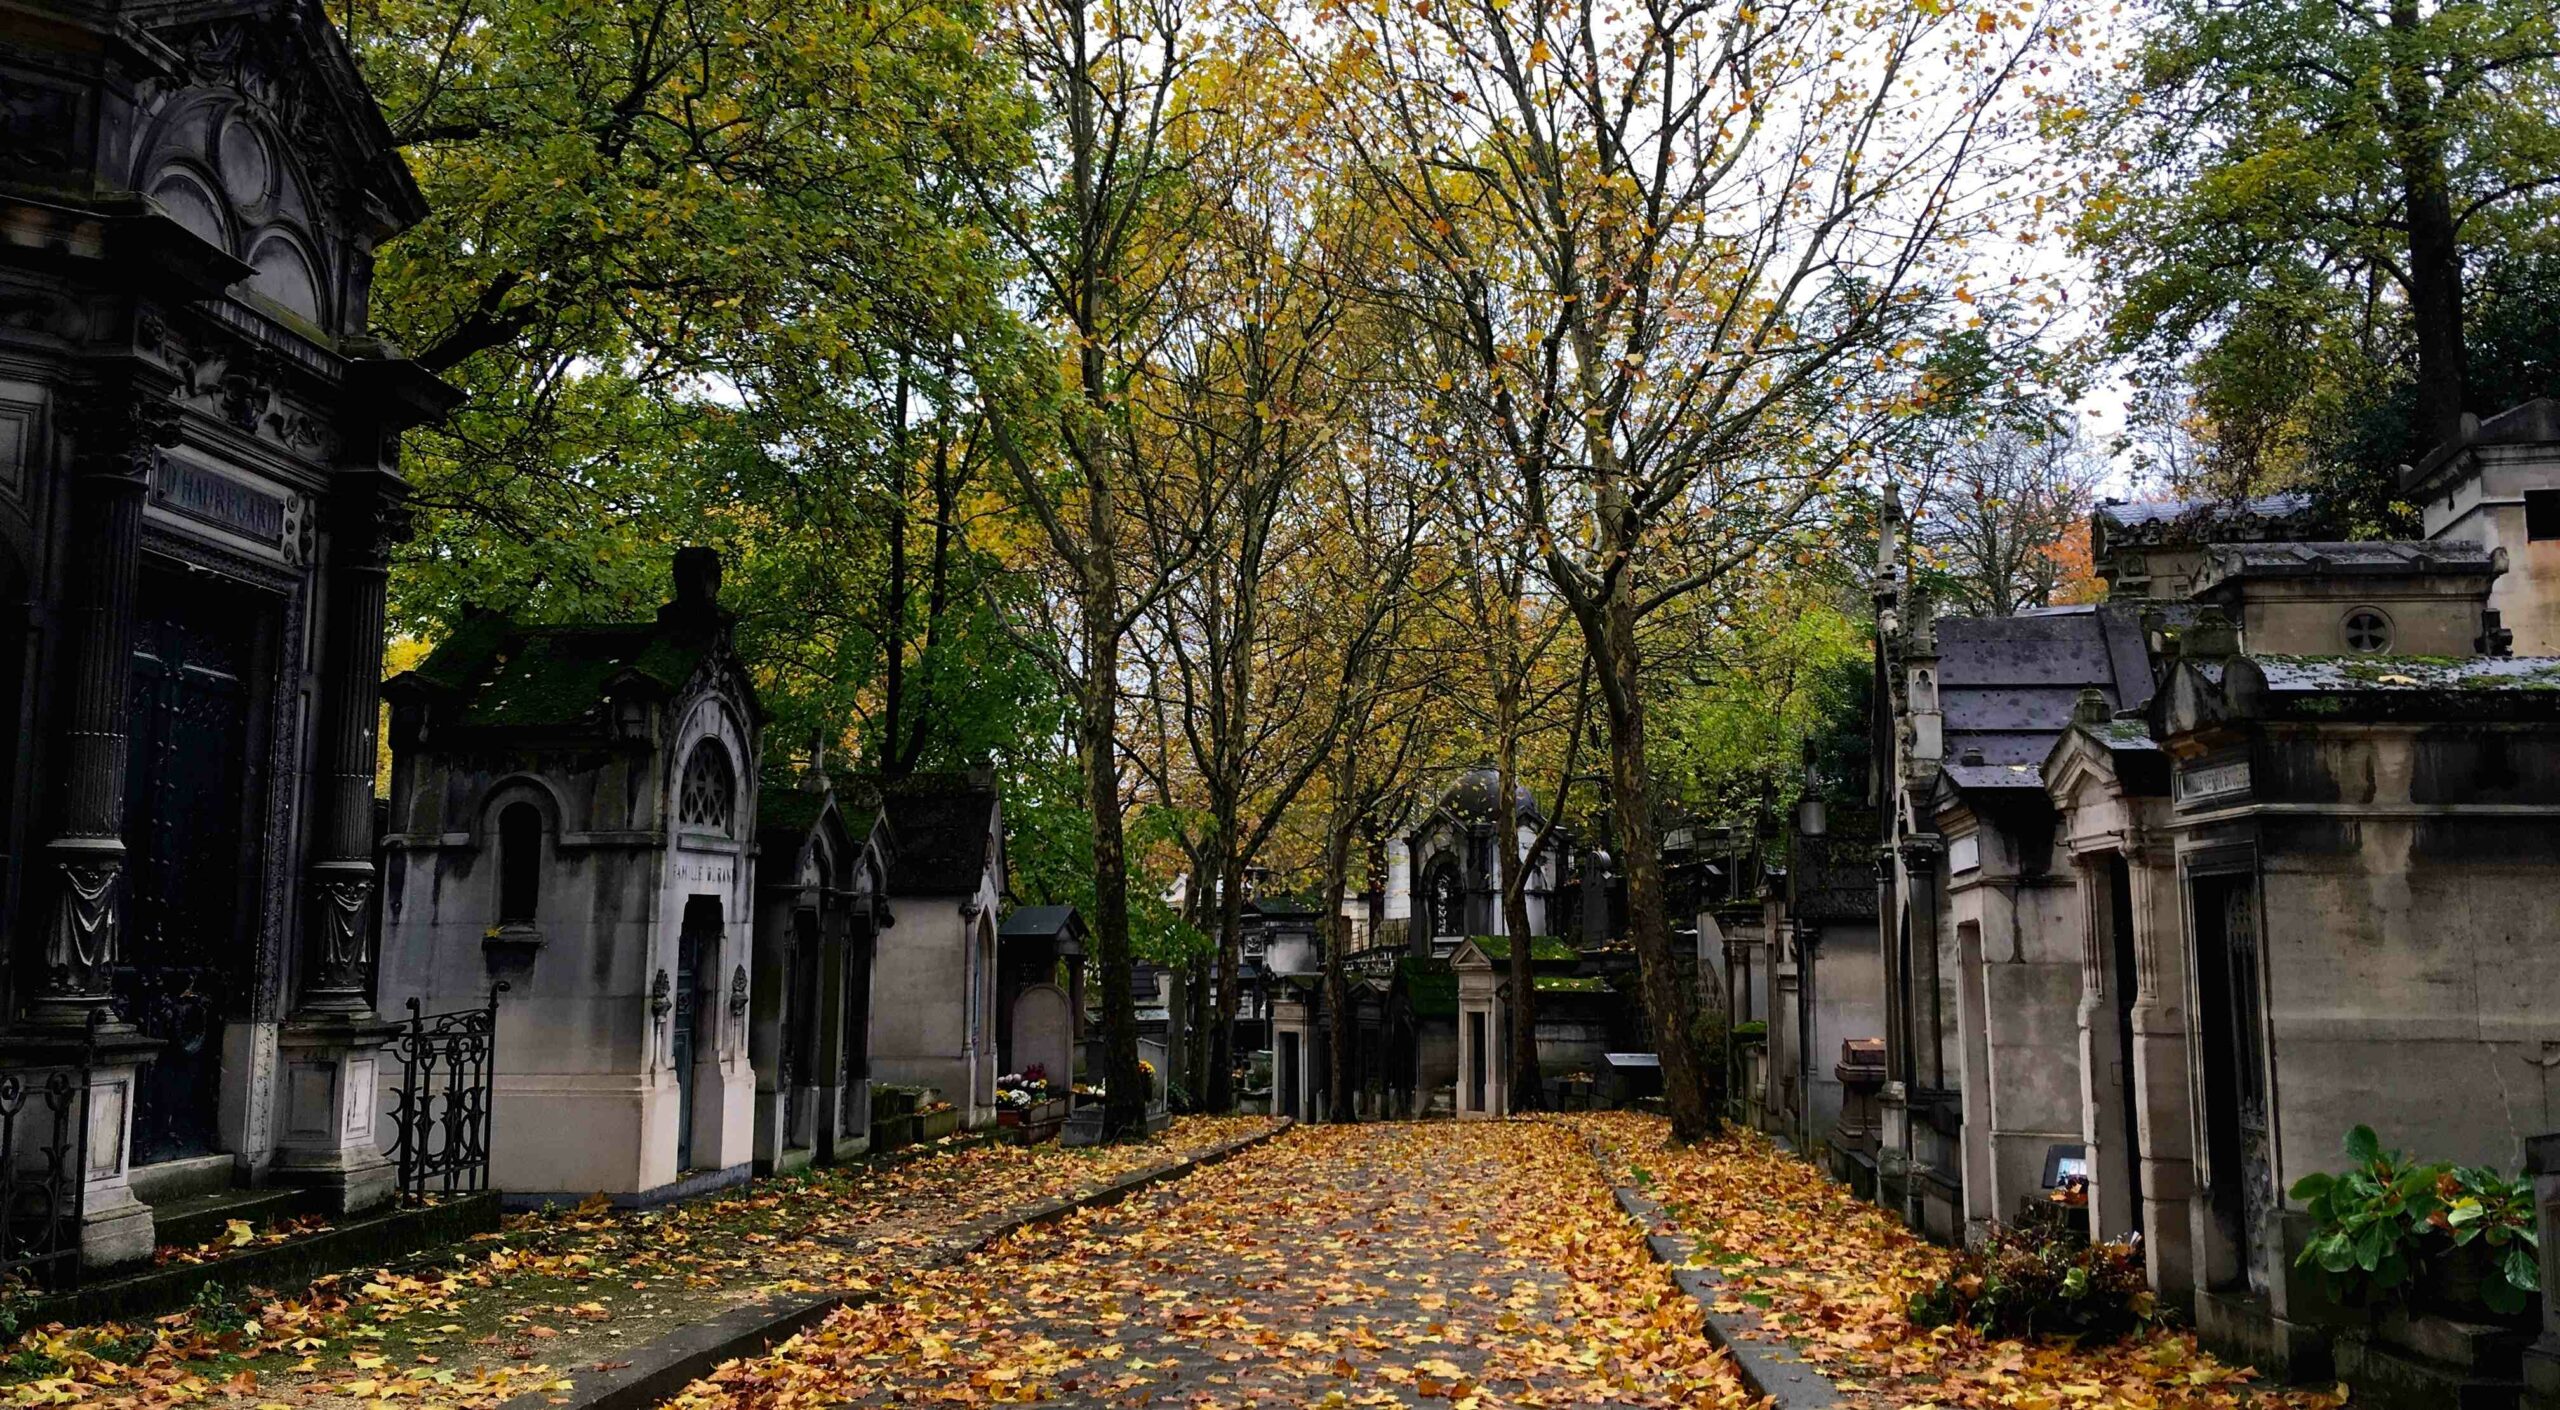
388,984,505,1201
0,1010,103,1289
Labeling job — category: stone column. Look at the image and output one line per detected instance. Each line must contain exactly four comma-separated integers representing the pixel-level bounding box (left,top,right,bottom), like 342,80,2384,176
2123,840,2197,1315
272,478,408,1216
300,487,407,1014
2075,853,2135,1244
9,381,181,1270
31,385,177,1026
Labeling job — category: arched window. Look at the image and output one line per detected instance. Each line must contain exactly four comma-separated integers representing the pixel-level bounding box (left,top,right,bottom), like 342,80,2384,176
498,801,542,923
678,739,737,833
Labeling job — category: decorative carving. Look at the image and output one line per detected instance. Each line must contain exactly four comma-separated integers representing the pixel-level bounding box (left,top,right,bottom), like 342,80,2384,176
728,965,749,1022
217,357,274,432
331,492,415,571
43,856,122,1003
162,20,367,239
650,969,673,1023
677,740,736,833
307,873,375,998
68,387,184,485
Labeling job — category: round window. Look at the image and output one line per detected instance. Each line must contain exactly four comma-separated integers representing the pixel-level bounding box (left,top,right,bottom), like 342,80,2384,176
2343,607,2393,653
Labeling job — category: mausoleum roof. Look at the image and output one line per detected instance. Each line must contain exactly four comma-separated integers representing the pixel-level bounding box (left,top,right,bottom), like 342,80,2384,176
1933,605,2156,795
2159,652,2560,730
2403,397,2560,491
1431,766,1543,826
2195,540,2501,591
1461,935,1579,967
392,616,730,732
1394,955,1458,1019
2090,491,2336,552
867,773,1001,896
1000,905,1084,941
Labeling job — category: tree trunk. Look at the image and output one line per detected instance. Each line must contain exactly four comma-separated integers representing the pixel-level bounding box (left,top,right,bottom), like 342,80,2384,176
1209,847,1245,1110
1082,622,1146,1137
1585,539,1719,1142
1494,730,1540,1113
1320,743,1362,1124
2390,0,2469,445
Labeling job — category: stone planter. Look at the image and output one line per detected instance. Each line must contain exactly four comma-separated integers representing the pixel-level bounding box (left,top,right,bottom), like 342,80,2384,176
870,1112,917,1151
919,1107,961,1142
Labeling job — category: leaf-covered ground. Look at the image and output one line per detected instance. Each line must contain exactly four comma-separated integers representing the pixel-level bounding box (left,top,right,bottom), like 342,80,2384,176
0,1117,1275,1410
671,1121,1753,1409
1564,1113,2346,1410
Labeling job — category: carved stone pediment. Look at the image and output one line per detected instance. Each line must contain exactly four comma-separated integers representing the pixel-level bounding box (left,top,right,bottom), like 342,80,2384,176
115,3,425,337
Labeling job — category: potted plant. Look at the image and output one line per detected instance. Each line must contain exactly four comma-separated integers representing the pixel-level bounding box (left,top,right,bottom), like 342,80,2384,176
2292,1125,2542,1324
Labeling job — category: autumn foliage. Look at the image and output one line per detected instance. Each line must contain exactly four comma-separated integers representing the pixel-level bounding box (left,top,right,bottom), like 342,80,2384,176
1567,1113,2347,1410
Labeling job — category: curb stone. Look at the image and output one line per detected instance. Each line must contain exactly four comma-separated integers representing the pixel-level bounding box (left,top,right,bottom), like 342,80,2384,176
1589,1139,1846,1409
500,1118,1295,1410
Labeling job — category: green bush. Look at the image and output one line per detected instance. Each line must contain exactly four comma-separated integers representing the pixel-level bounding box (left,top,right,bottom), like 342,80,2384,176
2291,1124,2541,1317
1907,1214,2155,1342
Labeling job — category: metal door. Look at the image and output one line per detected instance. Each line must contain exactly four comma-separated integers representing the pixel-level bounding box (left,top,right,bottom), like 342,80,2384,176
780,910,818,1143
2221,881,2274,1295
120,578,259,1165
674,930,700,1172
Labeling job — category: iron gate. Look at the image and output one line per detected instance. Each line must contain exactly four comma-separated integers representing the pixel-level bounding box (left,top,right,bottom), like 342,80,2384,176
0,1011,103,1288
388,985,505,1200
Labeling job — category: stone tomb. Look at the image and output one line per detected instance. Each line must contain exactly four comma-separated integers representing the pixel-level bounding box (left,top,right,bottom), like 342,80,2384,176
750,772,888,1173
864,772,1005,1130
0,0,454,1266
377,551,762,1204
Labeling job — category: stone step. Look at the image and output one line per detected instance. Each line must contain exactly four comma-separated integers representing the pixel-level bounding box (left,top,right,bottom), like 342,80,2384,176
128,1153,237,1206
150,1187,314,1252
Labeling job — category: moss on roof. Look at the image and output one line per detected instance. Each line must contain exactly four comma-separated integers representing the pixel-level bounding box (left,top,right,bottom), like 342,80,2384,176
1395,955,1457,1019
1533,975,1609,994
757,785,829,838
1465,935,1578,965
401,616,716,729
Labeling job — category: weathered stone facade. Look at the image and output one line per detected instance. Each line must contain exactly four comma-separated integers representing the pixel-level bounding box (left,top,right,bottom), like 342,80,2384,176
0,0,451,1264
1850,401,2560,1398
750,771,887,1174
377,551,764,1204
863,771,1004,1130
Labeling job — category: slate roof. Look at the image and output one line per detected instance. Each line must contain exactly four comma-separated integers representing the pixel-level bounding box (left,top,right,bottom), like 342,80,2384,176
2196,540,2501,591
1934,605,2157,791
2090,491,2336,554
1000,905,1084,941
869,773,1000,896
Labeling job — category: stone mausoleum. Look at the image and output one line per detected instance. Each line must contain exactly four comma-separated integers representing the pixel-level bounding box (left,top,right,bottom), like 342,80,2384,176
377,550,764,1204
1836,401,2560,1404
1,0,453,1265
